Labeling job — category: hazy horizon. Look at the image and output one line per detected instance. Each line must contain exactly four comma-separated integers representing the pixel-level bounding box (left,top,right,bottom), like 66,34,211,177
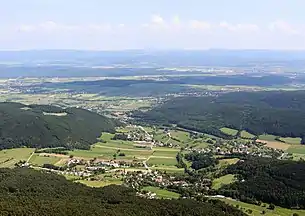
1,0,305,50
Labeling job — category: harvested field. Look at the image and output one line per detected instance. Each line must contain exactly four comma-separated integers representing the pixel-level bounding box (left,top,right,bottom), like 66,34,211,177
257,139,291,150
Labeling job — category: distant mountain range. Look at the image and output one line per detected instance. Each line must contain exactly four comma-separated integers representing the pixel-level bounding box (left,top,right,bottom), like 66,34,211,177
1,49,305,66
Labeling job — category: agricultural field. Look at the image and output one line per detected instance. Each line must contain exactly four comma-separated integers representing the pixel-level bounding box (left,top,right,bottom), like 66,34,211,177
147,157,178,166
258,134,277,141
77,179,123,188
67,132,179,164
212,174,236,190
240,130,255,139
142,186,180,199
0,92,155,117
218,158,240,168
153,132,170,144
279,137,302,145
169,130,191,142
220,127,238,136
151,166,184,174
287,145,305,154
29,154,61,166
0,148,35,168
100,132,115,141
257,140,291,150
218,198,305,216
152,148,179,158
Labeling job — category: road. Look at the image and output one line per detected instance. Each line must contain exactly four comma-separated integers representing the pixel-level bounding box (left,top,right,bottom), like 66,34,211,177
26,152,35,164
143,156,152,172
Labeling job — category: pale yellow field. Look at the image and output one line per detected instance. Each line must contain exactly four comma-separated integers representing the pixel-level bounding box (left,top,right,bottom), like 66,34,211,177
257,140,291,150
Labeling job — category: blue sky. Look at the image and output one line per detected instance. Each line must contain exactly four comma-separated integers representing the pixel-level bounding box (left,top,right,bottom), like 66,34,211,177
1,0,305,50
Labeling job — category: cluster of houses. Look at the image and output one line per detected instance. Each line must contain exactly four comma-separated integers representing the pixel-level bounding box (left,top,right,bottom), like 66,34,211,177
125,170,211,193
189,139,284,159
137,191,157,199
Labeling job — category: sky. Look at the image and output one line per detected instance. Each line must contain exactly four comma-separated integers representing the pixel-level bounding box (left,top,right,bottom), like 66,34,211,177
1,0,305,50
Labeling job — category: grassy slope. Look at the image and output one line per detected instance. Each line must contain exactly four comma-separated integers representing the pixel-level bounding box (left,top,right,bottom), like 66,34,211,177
77,179,122,188
0,148,35,168
240,131,255,139
212,174,236,190
218,198,305,216
279,137,302,144
147,157,178,166
142,186,180,199
221,127,238,136
30,154,60,166
287,145,305,154
258,134,277,141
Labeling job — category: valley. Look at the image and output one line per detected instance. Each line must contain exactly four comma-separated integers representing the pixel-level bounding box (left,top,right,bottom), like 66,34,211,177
1,50,305,215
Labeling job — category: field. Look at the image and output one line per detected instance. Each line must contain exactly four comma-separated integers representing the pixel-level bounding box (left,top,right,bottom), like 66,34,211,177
2,92,155,115
67,139,178,163
152,148,179,157
151,166,184,174
29,154,61,166
0,148,35,168
258,134,277,141
220,127,238,136
169,130,191,142
77,179,122,188
212,174,236,190
153,129,193,146
257,140,291,150
190,140,209,149
218,158,240,167
147,157,178,166
153,132,170,144
218,198,305,216
287,145,305,154
142,186,180,199
279,137,302,145
240,131,255,139
7,130,181,173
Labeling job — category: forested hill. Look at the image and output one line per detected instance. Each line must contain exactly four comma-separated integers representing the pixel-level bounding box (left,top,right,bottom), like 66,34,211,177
219,157,305,209
0,102,120,150
133,91,305,140
0,168,245,216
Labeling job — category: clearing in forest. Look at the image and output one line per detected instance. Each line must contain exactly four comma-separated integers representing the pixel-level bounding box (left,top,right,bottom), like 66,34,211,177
220,127,238,136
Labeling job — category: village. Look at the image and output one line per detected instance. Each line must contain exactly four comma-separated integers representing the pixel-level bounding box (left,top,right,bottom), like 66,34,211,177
15,123,289,183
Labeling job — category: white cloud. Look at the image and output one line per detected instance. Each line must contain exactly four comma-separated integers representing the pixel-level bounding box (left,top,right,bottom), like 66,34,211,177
172,15,180,25
151,15,164,25
18,25,36,32
16,22,116,34
88,24,112,32
269,20,300,35
40,21,58,31
219,21,259,32
189,20,211,30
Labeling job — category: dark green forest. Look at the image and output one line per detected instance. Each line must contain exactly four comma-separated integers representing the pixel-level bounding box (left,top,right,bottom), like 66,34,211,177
0,102,120,150
219,157,305,209
0,168,245,216
185,152,219,170
133,91,305,141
